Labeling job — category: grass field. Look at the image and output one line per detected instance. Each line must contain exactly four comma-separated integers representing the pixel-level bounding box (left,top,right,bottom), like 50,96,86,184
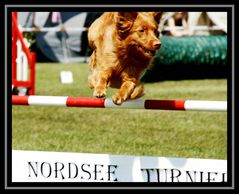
12,63,227,160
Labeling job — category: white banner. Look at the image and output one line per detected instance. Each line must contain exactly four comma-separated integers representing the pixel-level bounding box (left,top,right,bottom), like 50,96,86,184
12,150,227,183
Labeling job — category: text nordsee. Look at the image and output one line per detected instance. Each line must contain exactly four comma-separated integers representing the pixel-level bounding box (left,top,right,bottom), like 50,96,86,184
27,161,227,182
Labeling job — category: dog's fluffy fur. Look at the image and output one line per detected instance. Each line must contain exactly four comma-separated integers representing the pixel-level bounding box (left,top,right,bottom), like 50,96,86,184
88,12,163,105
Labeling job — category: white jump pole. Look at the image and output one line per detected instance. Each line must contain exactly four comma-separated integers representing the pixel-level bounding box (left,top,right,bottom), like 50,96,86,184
12,95,227,112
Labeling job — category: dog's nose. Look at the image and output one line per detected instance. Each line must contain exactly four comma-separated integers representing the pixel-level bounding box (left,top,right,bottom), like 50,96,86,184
154,42,161,49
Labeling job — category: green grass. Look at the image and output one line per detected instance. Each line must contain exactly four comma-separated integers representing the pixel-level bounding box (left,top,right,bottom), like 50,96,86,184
12,63,227,160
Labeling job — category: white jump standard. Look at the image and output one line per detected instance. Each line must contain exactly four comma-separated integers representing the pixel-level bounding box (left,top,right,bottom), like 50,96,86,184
12,95,227,112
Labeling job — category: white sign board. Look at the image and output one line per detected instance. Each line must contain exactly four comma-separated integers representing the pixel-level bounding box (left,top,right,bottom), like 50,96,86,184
12,150,227,182
60,71,73,84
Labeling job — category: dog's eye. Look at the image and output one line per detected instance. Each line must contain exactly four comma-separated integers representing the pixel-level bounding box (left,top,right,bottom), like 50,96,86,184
138,29,145,33
154,30,160,37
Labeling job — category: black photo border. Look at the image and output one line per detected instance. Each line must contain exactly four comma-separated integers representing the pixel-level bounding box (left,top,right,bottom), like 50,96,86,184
3,1,236,190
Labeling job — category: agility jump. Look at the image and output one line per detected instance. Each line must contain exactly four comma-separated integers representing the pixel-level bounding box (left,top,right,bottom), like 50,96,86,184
12,12,36,95
12,95,227,112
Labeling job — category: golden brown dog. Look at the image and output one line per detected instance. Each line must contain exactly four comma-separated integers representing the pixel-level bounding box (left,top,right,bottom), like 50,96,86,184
87,12,163,105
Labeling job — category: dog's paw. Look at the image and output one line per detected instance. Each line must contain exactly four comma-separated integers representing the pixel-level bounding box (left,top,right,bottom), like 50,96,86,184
112,94,125,105
93,89,106,98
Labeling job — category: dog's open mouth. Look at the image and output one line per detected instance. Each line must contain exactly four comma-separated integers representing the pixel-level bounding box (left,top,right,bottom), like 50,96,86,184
138,45,156,56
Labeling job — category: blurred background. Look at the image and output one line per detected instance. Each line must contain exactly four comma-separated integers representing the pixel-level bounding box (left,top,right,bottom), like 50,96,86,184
17,12,227,81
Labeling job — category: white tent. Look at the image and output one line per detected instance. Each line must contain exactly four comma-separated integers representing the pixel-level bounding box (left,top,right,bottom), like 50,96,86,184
162,12,227,35
188,12,227,34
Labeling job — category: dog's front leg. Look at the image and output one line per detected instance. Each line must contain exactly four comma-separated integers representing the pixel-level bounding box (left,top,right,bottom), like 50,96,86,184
112,80,136,105
93,71,111,98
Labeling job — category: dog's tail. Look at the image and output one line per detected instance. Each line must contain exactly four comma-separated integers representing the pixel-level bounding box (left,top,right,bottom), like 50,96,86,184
129,84,145,100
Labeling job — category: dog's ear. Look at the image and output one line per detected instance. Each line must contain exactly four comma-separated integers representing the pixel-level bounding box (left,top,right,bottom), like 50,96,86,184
151,12,164,23
116,12,138,38
118,12,138,21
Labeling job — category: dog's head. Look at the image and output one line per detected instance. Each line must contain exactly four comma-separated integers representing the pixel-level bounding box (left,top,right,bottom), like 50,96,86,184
116,12,163,59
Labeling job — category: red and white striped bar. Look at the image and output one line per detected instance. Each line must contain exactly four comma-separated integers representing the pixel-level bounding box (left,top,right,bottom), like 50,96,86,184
12,95,227,112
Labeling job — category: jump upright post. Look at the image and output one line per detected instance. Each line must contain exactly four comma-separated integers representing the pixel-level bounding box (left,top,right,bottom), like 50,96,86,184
12,95,227,112
12,12,36,95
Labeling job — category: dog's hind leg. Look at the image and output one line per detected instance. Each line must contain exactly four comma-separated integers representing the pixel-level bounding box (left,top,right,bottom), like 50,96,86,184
88,71,97,89
88,51,97,89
